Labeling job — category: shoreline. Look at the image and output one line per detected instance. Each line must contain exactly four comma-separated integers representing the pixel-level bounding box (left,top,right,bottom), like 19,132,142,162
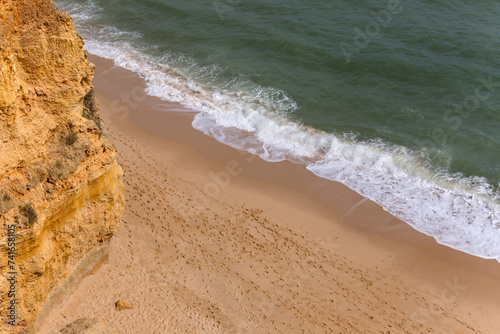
39,54,500,333
90,55,500,270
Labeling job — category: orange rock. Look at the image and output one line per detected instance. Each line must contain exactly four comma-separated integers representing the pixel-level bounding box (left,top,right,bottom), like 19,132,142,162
114,300,134,311
0,1,124,333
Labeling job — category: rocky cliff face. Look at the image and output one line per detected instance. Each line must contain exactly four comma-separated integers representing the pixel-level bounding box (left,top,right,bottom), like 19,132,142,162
0,1,124,333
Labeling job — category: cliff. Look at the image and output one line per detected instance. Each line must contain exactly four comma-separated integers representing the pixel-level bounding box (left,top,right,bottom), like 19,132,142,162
0,1,125,333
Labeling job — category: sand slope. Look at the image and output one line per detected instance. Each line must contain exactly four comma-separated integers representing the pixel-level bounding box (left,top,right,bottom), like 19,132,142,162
39,57,500,334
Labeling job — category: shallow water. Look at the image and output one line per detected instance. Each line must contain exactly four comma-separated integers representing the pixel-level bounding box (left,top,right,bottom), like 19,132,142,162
55,0,500,260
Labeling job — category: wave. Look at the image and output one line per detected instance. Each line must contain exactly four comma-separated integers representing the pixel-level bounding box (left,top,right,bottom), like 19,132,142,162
58,0,500,262
193,113,500,261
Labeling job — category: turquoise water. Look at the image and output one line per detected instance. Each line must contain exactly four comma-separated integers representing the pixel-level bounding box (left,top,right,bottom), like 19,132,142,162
55,0,500,260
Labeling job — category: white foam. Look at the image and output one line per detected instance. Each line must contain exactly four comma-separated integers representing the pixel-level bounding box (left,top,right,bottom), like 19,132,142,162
193,112,500,261
60,0,500,262
307,158,500,260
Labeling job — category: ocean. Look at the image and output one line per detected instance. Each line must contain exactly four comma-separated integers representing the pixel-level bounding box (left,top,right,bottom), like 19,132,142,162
54,0,500,261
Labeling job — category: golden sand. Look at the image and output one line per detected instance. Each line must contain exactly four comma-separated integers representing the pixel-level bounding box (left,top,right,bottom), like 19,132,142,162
39,55,500,334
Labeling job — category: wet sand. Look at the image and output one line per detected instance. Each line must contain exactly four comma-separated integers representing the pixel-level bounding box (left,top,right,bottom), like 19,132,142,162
39,55,500,333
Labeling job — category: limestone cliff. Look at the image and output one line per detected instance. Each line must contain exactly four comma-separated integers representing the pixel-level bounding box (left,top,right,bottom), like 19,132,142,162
0,1,125,333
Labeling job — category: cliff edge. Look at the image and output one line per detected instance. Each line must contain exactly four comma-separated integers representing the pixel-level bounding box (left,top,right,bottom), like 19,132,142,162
0,1,125,332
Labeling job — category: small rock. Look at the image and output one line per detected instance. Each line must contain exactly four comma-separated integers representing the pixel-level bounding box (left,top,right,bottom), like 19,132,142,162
114,300,133,311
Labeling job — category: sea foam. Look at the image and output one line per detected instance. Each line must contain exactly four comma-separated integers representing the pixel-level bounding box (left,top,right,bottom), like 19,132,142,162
59,1,500,262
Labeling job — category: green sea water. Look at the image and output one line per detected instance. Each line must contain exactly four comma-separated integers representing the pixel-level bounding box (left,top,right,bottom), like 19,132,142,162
55,0,500,260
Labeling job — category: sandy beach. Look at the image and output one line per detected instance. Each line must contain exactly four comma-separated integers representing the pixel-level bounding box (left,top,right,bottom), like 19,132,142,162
38,55,500,334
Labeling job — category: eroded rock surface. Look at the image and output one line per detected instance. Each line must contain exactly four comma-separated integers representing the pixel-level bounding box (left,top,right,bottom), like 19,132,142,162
0,1,124,332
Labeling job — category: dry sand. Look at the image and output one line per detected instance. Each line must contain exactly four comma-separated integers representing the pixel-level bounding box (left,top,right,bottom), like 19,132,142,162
39,55,500,334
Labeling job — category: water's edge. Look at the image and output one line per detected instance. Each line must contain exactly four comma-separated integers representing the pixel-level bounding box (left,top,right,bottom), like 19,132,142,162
58,0,500,262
